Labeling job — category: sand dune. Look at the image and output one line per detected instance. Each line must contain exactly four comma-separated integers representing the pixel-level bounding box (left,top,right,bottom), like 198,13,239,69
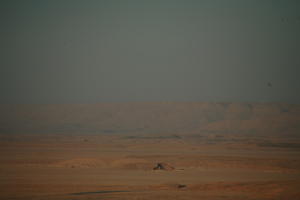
51,158,106,168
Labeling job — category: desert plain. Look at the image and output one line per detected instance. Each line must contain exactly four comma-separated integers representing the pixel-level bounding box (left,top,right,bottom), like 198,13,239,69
1,102,300,200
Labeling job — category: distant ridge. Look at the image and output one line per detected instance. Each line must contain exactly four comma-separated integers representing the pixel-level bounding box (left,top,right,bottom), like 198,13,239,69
0,102,299,136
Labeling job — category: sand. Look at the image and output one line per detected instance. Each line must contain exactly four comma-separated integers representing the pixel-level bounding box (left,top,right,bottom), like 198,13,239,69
0,133,300,200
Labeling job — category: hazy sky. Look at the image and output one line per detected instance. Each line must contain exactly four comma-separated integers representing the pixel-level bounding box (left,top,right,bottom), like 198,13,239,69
1,0,300,104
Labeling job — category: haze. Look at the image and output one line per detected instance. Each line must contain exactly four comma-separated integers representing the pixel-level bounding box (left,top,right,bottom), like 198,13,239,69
1,0,300,104
1,2,300,199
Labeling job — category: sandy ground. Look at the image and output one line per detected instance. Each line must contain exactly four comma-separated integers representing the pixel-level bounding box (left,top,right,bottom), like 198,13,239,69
1,133,300,200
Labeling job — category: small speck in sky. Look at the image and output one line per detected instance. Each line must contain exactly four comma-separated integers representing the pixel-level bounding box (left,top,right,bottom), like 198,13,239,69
0,0,299,104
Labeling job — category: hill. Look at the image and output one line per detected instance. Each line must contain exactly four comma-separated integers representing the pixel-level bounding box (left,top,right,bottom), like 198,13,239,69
1,102,299,136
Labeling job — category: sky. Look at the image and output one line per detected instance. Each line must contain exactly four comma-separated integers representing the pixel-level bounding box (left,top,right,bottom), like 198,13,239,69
0,0,300,104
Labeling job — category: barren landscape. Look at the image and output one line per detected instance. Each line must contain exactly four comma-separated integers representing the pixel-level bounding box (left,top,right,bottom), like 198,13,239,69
2,0,300,199
1,102,300,200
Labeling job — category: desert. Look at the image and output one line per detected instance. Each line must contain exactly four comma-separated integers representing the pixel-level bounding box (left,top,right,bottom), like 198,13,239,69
1,102,300,200
2,0,300,199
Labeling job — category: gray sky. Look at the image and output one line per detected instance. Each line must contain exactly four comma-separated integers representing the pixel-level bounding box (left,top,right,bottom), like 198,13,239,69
1,0,300,104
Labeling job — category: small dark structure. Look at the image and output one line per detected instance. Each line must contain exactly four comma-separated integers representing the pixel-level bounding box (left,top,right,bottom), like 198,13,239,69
177,184,187,189
153,162,175,171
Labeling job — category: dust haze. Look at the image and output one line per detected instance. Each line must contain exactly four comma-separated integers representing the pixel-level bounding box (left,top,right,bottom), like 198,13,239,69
1,1,300,200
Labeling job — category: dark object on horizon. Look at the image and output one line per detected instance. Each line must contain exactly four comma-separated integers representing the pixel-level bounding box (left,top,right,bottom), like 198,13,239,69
153,163,175,171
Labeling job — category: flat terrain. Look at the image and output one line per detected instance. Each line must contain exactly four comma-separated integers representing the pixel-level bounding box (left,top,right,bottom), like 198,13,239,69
1,133,300,200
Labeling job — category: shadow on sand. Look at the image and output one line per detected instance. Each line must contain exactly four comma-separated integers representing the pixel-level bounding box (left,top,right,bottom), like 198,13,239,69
69,190,130,196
